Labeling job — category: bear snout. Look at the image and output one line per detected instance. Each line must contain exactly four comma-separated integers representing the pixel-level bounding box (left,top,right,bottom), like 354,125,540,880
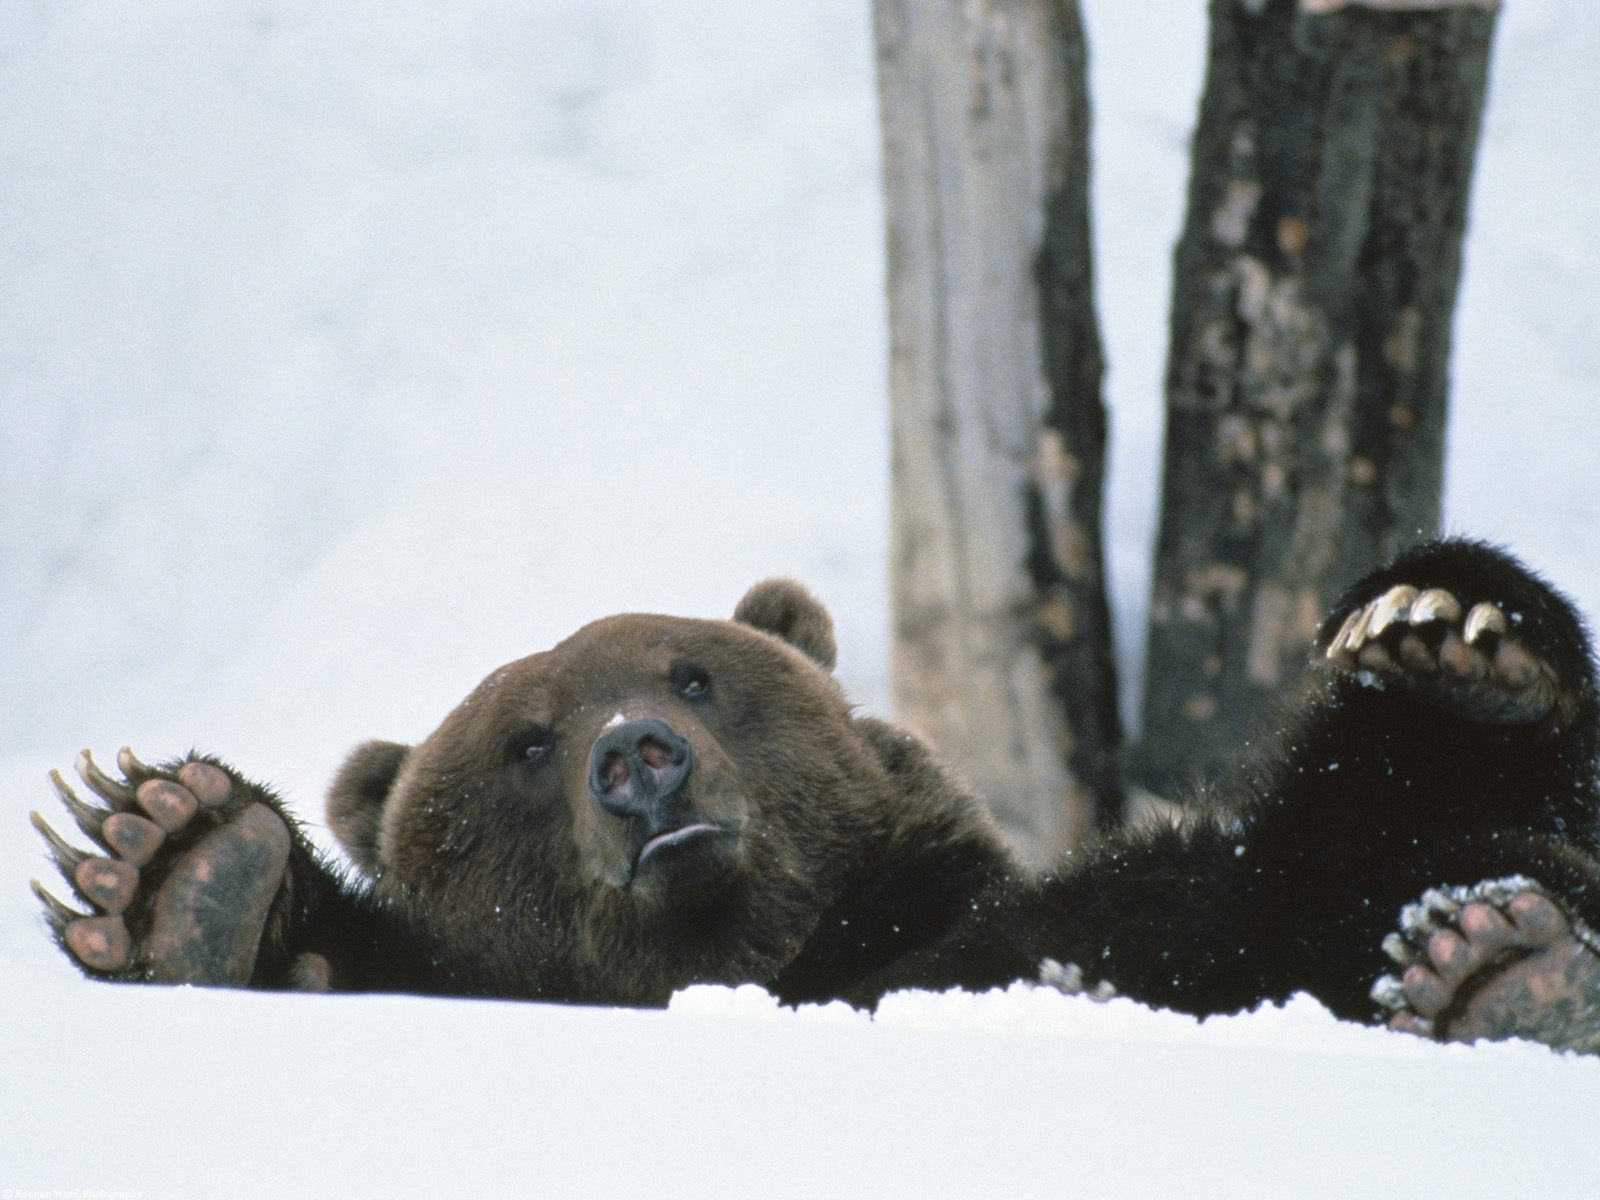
588,718,694,820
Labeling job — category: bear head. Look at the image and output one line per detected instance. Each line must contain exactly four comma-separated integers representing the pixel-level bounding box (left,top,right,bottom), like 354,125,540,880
325,579,1000,1005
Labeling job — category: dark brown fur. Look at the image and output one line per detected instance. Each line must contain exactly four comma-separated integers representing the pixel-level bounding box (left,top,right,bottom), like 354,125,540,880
36,542,1600,1036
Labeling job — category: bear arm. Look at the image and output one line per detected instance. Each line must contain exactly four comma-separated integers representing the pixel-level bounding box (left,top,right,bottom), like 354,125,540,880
268,867,460,995
823,821,1259,1014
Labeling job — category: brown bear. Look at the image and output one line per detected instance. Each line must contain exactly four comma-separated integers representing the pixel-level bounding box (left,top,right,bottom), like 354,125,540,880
30,540,1600,1051
35,578,1015,1007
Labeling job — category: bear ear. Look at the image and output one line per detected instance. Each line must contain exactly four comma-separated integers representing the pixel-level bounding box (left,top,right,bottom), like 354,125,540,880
326,739,411,875
733,578,838,671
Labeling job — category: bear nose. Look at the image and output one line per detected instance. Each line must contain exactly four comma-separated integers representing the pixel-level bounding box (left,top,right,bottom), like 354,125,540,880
588,718,694,819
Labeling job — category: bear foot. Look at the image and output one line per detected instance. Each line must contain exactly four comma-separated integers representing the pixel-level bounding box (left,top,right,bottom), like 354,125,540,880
31,749,291,985
1323,584,1560,724
1371,876,1600,1054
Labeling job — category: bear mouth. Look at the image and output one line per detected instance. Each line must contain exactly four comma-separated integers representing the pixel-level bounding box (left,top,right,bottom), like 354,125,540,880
629,821,730,880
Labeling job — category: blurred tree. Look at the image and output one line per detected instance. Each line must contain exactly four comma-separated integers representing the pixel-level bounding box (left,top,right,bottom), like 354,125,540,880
874,0,1122,863
1136,0,1501,794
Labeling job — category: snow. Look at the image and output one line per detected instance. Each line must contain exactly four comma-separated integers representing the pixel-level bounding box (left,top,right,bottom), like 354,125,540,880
3,0,1599,1195
8,978,1595,1200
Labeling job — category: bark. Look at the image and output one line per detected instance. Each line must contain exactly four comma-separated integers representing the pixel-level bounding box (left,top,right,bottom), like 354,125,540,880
875,0,1122,863
1136,0,1500,794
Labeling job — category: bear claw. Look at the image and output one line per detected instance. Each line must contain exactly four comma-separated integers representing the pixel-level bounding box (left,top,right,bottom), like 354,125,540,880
31,811,87,876
1409,588,1463,627
48,770,110,846
76,748,134,805
116,745,152,780
1323,586,1558,724
1463,602,1509,645
1373,877,1600,1054
30,878,82,932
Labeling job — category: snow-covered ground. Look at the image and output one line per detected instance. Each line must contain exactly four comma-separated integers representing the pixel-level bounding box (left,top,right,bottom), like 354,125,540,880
3,0,1598,1195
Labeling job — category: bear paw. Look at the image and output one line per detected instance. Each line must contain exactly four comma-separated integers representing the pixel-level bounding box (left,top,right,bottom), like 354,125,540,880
1322,584,1560,724
31,749,291,986
1371,876,1600,1054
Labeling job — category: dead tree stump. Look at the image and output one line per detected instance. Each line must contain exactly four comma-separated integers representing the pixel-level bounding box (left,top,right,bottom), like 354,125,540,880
1136,0,1500,795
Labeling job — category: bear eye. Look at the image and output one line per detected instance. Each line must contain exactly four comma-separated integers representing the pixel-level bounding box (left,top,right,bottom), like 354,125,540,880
509,729,555,767
671,663,712,701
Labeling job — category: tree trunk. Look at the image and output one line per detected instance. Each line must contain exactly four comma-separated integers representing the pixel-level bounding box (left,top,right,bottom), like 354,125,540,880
875,0,1122,864
1136,0,1500,795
